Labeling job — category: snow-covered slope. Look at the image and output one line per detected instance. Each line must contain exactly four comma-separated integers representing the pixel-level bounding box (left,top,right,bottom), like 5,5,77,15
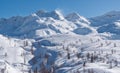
29,34,120,73
1,10,120,73
90,11,120,26
0,34,34,73
66,13,97,35
90,11,120,36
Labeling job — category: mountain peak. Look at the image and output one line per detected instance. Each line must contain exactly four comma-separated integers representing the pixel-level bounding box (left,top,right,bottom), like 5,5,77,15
65,12,81,21
66,12,90,24
36,10,46,16
50,10,64,20
35,10,64,20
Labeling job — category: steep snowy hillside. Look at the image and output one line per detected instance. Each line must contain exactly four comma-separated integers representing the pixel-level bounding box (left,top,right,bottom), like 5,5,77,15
66,13,97,35
0,34,34,73
90,11,120,38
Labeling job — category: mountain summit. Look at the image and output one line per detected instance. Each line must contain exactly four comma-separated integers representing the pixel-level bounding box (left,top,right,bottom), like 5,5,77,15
0,10,94,38
66,12,90,24
36,10,64,20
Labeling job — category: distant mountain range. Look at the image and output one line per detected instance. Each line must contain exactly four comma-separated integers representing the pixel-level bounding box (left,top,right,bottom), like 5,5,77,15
0,10,120,39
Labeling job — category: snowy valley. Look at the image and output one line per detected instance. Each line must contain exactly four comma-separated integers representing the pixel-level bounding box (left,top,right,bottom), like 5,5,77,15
0,10,120,73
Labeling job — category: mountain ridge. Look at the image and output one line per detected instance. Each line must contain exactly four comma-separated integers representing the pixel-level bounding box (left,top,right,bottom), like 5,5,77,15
0,10,95,38
0,10,120,39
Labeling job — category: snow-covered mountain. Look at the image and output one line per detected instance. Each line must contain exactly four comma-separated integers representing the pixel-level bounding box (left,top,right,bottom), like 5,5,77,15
90,11,120,36
0,10,120,73
1,10,120,38
0,10,96,38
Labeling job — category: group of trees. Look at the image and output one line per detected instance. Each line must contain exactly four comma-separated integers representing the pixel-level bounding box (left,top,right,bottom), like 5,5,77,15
28,52,55,73
26,38,119,73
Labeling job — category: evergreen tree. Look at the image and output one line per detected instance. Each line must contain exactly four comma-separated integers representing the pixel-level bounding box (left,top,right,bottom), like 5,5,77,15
67,52,70,59
76,52,80,59
90,54,94,63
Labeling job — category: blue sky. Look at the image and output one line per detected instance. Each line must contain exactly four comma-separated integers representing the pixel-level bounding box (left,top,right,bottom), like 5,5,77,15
0,0,120,18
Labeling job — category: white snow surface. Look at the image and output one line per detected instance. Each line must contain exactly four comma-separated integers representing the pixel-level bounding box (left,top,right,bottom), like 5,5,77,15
0,10,120,73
